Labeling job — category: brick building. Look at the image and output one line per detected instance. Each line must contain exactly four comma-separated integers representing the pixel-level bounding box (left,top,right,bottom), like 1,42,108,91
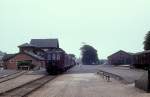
3,39,59,70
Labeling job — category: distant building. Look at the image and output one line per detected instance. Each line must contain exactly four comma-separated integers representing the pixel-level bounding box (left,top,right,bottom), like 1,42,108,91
3,39,60,70
107,50,134,65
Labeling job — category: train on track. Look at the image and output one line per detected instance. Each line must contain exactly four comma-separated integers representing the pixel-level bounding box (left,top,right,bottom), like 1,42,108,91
45,49,76,75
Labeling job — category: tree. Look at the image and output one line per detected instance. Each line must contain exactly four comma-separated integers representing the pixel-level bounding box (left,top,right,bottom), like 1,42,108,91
80,44,99,65
144,31,150,50
69,54,76,58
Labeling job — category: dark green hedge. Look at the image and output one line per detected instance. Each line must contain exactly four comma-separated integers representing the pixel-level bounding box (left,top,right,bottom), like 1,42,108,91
17,61,35,69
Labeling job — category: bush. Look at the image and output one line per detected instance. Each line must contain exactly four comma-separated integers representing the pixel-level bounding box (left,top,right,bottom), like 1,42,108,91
17,61,36,70
17,61,31,66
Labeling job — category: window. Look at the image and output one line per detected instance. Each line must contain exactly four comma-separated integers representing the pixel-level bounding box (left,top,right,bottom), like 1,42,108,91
52,54,56,60
57,54,61,60
48,54,51,60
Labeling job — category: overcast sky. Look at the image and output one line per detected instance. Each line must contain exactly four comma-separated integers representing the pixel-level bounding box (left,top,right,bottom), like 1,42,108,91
0,0,150,59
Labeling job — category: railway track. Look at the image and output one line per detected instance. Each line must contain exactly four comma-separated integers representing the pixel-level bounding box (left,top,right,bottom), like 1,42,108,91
0,71,27,83
0,71,20,79
0,75,56,97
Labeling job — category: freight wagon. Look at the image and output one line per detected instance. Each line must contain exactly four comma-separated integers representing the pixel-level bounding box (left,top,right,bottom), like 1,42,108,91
133,50,150,70
45,49,76,74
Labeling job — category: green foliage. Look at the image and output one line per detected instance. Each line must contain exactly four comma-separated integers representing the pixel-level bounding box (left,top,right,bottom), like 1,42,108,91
69,54,76,58
17,61,35,69
80,44,99,65
17,61,31,66
144,31,150,50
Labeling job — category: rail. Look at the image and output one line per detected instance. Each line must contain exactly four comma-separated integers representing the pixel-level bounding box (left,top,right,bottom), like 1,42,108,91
0,75,56,97
0,71,27,83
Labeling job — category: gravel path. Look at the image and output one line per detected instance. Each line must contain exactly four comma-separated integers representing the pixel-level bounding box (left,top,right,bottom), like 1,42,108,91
28,65,150,97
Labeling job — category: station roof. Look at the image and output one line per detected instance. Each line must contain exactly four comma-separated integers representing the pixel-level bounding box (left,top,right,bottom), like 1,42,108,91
18,43,37,48
30,39,59,48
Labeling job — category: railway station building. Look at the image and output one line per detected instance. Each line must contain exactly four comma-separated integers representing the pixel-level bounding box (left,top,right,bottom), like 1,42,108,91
2,39,60,70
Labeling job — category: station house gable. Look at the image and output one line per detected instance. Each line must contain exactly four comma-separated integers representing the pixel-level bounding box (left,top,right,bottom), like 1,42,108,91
3,38,59,70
